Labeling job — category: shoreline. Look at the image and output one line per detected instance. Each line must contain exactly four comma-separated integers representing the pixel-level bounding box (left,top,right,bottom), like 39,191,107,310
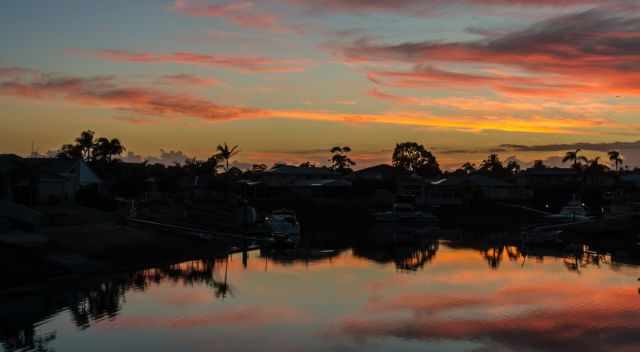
0,221,243,296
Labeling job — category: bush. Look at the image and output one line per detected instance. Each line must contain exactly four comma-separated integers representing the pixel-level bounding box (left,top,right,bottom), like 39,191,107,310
76,186,118,211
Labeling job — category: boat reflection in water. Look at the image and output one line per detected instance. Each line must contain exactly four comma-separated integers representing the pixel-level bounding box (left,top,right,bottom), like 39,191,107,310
2,234,640,352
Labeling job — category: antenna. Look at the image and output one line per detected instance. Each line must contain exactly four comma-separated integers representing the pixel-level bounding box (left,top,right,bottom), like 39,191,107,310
30,141,40,157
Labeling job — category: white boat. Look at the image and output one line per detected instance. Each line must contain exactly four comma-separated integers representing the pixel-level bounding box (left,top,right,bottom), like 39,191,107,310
265,209,301,247
546,197,591,223
374,203,438,224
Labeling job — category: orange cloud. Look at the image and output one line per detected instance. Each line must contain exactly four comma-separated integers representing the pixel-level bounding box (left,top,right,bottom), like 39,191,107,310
369,88,624,115
0,68,621,135
272,109,608,134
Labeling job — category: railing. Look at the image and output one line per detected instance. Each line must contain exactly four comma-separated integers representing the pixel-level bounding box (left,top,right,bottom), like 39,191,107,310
126,217,269,245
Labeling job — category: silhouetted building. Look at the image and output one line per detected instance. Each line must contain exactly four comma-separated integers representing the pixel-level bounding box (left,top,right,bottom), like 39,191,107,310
517,167,579,187
428,174,531,206
0,154,25,201
261,165,337,188
396,174,426,205
354,164,399,183
25,158,102,203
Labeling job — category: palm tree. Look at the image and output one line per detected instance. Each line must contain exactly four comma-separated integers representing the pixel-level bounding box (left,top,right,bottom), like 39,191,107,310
608,150,623,171
216,143,239,172
589,157,608,170
562,149,588,168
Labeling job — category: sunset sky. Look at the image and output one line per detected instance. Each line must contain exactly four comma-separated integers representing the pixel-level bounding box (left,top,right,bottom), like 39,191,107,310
2,0,640,169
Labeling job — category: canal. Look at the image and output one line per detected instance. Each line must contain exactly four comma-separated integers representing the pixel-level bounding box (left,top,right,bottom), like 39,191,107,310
1,240,639,352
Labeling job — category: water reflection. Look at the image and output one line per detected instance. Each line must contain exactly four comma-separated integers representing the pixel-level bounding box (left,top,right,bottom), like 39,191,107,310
0,258,230,352
354,240,438,272
1,236,639,352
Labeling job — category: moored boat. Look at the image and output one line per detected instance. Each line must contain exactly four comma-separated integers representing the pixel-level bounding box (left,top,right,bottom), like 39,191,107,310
374,203,438,225
545,197,591,223
265,209,301,248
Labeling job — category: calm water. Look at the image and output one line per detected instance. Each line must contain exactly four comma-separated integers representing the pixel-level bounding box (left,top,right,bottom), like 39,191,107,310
2,240,640,352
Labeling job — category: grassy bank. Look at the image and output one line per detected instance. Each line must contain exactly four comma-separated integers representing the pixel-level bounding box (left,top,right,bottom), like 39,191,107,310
0,209,234,293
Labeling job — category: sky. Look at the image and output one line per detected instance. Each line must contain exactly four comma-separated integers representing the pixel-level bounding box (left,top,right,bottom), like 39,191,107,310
2,0,640,169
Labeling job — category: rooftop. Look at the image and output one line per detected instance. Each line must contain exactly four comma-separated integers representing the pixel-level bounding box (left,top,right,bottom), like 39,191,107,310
267,165,335,177
432,174,513,187
521,167,578,176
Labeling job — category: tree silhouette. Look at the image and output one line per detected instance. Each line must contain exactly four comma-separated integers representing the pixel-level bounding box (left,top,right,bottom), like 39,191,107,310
586,156,609,173
94,137,126,164
185,156,219,175
562,149,588,169
506,159,520,174
57,131,125,164
391,142,440,177
330,146,355,174
216,143,239,172
75,130,96,161
608,150,623,171
461,162,476,175
533,160,546,169
251,163,268,172
58,143,83,159
480,153,504,174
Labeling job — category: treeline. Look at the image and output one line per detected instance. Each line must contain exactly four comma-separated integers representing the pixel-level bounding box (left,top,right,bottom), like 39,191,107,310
58,130,125,164
54,131,627,179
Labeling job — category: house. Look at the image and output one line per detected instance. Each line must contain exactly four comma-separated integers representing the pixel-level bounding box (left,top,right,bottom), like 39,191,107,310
290,178,352,197
396,174,426,205
428,174,532,206
261,165,337,188
354,164,400,183
0,154,25,201
517,167,579,187
25,158,102,203
621,174,640,189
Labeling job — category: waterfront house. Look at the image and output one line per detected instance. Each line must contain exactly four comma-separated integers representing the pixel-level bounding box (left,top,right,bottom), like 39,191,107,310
261,165,337,188
517,167,580,187
0,154,26,201
354,164,399,183
396,174,427,205
428,174,531,206
25,158,102,203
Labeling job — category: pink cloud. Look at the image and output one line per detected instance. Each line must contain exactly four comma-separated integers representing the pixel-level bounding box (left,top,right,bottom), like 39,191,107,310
103,306,306,329
336,8,640,98
159,74,220,87
173,0,302,34
284,0,608,15
333,283,640,351
0,71,264,121
69,49,307,73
